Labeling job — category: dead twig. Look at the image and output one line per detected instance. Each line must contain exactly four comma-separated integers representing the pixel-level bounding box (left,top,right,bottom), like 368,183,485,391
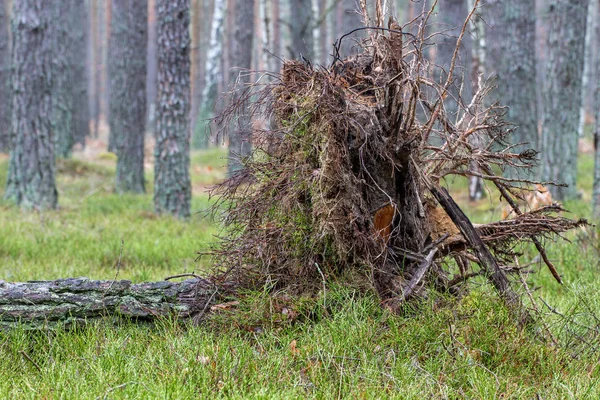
19,350,42,373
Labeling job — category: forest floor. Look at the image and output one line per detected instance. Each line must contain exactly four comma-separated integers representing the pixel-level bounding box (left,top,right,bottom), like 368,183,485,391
0,143,599,398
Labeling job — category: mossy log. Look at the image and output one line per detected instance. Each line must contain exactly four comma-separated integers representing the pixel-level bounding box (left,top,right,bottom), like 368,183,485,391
0,277,220,330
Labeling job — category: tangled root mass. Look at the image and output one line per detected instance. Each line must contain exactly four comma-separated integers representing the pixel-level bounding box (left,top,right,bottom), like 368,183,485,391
209,11,587,313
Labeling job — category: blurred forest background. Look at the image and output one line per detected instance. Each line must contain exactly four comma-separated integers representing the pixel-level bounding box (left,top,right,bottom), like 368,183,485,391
0,0,598,217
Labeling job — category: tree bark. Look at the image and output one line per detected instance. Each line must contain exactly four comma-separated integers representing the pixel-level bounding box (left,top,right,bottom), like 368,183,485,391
272,0,281,72
198,0,226,148
154,0,192,218
147,0,158,136
108,0,148,194
436,0,470,117
592,0,600,218
289,0,313,60
259,0,271,72
52,0,75,159
72,0,91,149
336,0,363,58
0,0,10,153
0,278,218,330
190,0,205,147
227,0,254,176
4,0,58,210
95,0,111,141
102,0,112,136
540,0,589,201
486,0,539,179
97,0,107,142
318,0,331,65
467,0,484,201
90,0,100,137
579,0,596,138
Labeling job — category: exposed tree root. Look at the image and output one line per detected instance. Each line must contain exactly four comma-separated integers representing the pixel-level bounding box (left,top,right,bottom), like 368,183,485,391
207,1,588,322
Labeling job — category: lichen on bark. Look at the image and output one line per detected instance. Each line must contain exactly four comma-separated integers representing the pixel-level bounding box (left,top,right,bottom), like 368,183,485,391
4,0,58,210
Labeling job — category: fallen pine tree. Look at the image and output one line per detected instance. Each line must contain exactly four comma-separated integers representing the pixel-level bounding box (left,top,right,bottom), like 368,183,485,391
0,277,226,330
0,1,589,330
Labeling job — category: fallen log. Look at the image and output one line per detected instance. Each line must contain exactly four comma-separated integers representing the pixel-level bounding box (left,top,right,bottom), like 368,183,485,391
0,277,220,329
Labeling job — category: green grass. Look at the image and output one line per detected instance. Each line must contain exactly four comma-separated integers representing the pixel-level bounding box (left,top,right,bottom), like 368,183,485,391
0,149,600,398
0,152,221,282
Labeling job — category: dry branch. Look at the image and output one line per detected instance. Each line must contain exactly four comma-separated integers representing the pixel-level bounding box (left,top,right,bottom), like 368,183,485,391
441,205,589,253
427,183,527,320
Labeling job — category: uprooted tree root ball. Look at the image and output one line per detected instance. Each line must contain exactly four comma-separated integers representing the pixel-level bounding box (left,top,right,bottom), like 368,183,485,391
208,8,588,319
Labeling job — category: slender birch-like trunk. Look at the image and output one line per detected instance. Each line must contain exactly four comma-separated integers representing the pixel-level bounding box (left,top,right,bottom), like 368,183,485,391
199,0,226,124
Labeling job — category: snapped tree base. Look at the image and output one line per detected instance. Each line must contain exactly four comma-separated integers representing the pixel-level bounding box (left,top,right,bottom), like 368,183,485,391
0,277,221,330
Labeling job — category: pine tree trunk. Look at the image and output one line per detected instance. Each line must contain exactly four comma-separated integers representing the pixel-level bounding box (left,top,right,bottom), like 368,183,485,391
0,0,10,153
272,0,281,72
93,0,109,140
72,0,91,149
336,0,363,57
147,0,158,136
154,0,192,218
587,0,599,124
90,0,100,138
579,1,596,137
318,0,330,65
289,0,313,59
4,0,58,210
467,0,484,201
190,0,205,147
252,0,261,78
227,0,254,175
541,0,589,201
436,0,470,117
52,0,75,159
486,0,539,179
108,0,148,194
102,0,111,135
407,0,418,22
592,0,600,218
